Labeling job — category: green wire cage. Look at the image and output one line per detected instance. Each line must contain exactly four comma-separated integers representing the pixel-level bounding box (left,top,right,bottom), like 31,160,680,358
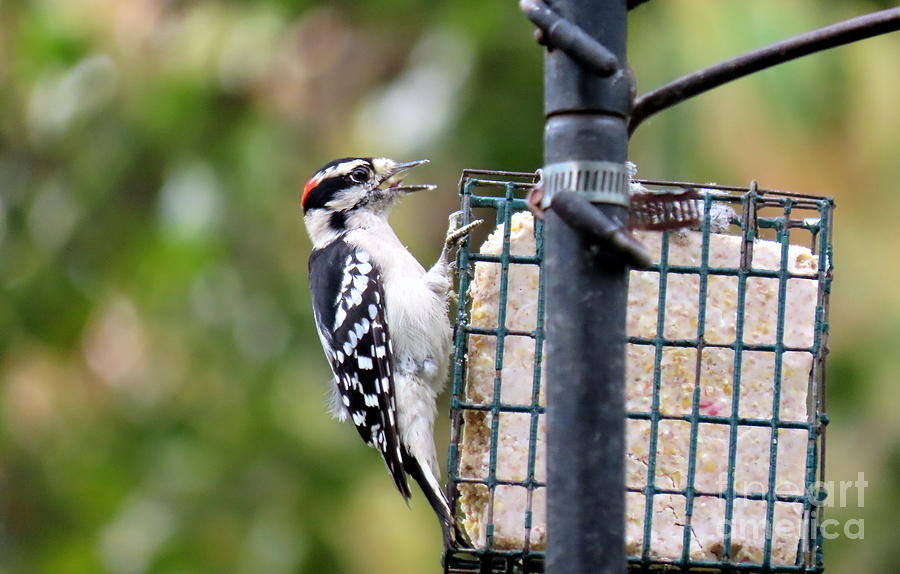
444,170,833,574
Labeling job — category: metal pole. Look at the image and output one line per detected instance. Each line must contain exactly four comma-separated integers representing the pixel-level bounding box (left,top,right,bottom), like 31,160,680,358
543,0,630,573
629,7,900,133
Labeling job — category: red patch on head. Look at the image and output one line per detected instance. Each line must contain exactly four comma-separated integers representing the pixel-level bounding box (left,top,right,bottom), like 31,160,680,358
302,175,320,208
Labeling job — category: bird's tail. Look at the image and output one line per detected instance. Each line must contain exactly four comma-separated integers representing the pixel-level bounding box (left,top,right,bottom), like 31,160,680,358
402,451,470,547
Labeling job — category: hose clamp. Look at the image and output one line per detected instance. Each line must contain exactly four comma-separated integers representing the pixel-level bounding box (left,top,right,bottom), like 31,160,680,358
539,160,630,208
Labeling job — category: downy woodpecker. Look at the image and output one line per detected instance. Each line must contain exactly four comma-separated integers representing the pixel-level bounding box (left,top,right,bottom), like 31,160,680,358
301,157,478,544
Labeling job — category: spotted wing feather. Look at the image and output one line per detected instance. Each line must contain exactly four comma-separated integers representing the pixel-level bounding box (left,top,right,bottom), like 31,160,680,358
308,242,410,499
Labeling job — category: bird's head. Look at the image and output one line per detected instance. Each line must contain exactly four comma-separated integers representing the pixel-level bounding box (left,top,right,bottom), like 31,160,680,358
301,157,434,246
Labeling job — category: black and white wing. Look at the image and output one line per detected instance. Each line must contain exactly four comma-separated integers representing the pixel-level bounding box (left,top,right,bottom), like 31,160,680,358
308,241,410,499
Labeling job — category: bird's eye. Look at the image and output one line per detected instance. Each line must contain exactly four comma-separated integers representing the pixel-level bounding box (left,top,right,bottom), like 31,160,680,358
350,167,369,183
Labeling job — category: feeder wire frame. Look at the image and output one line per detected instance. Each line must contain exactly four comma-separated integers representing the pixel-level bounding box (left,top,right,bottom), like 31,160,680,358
444,170,832,574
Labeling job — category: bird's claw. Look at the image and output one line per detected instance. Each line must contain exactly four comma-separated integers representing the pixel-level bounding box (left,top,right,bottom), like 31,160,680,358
445,211,484,247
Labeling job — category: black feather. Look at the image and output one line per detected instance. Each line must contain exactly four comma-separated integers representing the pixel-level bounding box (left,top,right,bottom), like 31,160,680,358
402,450,469,546
302,157,374,212
308,240,410,499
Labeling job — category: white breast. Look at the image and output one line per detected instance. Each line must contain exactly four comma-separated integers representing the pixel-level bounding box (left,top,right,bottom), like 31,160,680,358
346,218,452,391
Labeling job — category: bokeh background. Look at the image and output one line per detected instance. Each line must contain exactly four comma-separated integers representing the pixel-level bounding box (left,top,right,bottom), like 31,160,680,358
1,1,898,572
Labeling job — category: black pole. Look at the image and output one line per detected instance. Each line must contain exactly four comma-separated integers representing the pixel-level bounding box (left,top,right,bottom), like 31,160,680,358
542,0,630,573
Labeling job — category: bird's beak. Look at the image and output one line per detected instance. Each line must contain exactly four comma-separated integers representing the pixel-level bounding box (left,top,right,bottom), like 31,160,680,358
379,159,437,194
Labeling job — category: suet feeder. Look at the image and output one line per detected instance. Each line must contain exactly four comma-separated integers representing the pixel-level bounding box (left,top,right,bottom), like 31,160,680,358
444,172,832,573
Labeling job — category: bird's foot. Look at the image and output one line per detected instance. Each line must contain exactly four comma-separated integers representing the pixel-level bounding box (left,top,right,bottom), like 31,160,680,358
445,211,483,248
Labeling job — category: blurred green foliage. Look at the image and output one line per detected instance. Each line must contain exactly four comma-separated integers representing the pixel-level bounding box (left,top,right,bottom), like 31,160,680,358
1,1,898,572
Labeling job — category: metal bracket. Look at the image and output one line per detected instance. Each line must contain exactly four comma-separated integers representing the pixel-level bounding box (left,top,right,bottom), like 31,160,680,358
520,0,619,76
629,187,702,230
551,190,653,269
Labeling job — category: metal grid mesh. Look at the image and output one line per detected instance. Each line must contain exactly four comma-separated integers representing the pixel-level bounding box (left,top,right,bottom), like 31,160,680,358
444,170,833,574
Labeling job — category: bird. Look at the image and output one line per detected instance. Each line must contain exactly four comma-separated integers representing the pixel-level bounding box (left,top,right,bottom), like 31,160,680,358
300,157,479,544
